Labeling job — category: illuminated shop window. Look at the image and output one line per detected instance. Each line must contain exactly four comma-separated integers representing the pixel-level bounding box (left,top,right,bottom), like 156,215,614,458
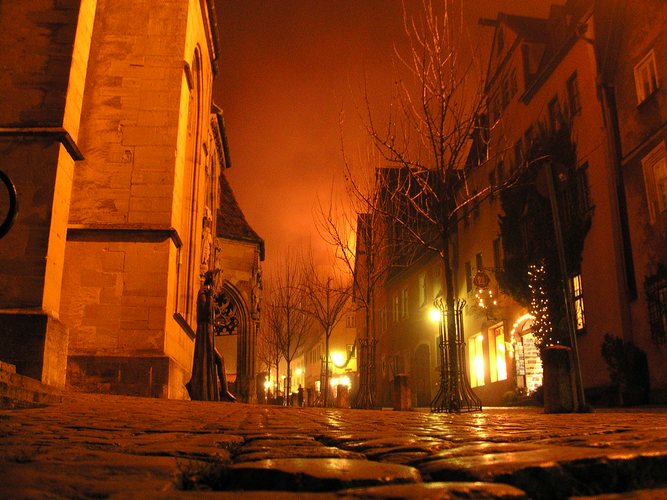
492,325,507,380
468,334,485,387
571,273,586,332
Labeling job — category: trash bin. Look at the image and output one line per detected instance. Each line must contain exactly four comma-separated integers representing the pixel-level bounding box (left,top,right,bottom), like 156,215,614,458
542,345,578,413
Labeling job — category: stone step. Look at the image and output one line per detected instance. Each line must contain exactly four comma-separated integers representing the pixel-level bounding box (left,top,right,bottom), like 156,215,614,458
0,360,62,408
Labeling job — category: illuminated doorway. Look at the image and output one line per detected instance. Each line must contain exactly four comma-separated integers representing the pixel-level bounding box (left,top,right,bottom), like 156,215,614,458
512,315,543,395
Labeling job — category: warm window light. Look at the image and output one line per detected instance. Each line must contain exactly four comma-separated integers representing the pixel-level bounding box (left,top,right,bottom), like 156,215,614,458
429,308,441,323
475,354,485,383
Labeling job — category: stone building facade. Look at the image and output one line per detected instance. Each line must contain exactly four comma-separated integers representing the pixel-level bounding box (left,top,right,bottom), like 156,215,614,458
600,0,667,402
0,0,262,401
355,0,667,407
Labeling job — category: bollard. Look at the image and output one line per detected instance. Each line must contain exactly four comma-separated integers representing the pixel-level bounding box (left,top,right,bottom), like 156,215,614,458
392,374,412,411
542,345,578,413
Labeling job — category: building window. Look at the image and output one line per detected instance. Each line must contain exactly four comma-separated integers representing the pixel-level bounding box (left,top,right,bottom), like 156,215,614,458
576,162,591,215
562,162,592,227
345,314,355,328
468,334,485,387
379,307,387,334
571,273,586,331
401,288,409,318
465,261,473,293
346,343,356,359
393,295,399,322
488,324,507,383
645,266,667,344
566,71,581,116
418,273,427,308
501,76,510,109
634,49,659,104
641,142,667,224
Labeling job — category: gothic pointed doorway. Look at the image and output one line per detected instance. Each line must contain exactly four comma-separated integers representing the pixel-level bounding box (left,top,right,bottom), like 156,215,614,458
213,282,255,402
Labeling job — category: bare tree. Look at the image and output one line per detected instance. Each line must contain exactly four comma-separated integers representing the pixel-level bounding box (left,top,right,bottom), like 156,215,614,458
356,0,491,412
256,313,281,401
301,252,351,407
315,177,412,409
265,252,314,405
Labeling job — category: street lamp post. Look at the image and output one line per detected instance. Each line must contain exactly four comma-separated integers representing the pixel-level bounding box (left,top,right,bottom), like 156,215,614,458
430,297,482,413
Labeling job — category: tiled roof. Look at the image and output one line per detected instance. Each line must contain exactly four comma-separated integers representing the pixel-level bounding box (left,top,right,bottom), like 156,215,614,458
216,172,265,260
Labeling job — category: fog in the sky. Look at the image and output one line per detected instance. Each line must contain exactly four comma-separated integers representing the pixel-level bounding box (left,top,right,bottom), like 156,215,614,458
214,1,561,274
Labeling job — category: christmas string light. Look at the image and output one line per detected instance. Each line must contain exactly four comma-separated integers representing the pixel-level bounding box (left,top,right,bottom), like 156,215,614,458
528,262,553,349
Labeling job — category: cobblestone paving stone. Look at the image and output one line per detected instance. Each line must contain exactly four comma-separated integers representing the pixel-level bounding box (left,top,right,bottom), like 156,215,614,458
0,393,666,498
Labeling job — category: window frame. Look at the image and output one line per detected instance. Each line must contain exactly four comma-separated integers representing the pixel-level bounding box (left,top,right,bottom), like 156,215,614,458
401,288,409,319
634,49,659,104
641,141,667,224
571,273,586,332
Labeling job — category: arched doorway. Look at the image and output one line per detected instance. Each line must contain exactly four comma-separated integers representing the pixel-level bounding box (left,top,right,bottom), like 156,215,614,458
213,282,255,402
412,343,431,407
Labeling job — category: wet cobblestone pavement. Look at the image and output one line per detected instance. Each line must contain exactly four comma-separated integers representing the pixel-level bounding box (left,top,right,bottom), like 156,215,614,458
1,393,667,498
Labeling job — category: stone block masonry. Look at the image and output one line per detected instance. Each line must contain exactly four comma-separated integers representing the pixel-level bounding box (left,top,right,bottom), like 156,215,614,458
0,0,97,389
58,0,222,399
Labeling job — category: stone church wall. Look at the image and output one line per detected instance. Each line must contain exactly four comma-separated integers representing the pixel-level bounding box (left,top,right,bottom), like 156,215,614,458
61,0,219,398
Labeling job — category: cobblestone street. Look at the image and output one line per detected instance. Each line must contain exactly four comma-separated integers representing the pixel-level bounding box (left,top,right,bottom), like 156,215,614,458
1,393,666,498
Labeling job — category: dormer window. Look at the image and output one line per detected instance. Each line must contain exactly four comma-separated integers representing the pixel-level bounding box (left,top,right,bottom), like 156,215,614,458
634,49,659,104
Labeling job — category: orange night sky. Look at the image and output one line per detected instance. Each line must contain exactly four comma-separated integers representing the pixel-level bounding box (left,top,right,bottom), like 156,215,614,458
214,1,560,273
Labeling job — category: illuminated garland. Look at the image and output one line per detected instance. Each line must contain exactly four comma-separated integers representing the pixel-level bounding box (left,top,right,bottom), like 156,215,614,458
527,261,556,349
